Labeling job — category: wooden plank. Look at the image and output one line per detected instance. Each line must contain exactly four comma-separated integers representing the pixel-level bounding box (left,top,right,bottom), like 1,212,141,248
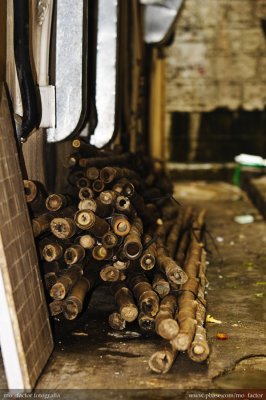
22,129,47,185
0,0,6,83
0,84,53,390
149,48,165,159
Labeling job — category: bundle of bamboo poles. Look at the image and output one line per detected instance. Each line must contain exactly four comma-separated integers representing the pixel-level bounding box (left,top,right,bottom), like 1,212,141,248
24,139,209,373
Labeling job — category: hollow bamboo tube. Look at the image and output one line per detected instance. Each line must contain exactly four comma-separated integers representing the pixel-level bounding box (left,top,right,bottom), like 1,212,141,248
100,265,121,282
171,276,199,351
79,153,131,168
123,218,143,260
115,195,135,216
140,235,157,270
44,273,58,291
157,250,188,286
68,170,85,186
148,345,178,374
42,242,63,262
67,153,79,167
50,266,82,300
76,176,90,189
192,209,206,243
78,199,94,210
74,210,109,237
100,166,137,184
99,190,117,206
172,310,198,351
138,312,155,332
111,215,131,237
102,231,118,249
156,221,188,285
32,213,53,237
130,275,159,317
100,166,122,183
108,312,126,330
76,234,96,250
45,194,70,212
112,178,135,197
114,286,138,322
113,259,130,270
92,245,113,261
72,139,112,158
78,198,113,218
92,179,105,193
166,211,183,258
152,272,170,298
188,249,209,362
63,276,91,320
85,166,99,180
175,230,190,267
188,316,209,362
174,206,194,266
64,244,86,265
78,187,94,200
23,179,44,203
155,295,179,340
23,179,47,215
49,300,64,316
50,217,77,239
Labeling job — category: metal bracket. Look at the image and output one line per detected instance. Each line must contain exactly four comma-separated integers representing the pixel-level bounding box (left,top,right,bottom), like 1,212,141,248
141,0,183,45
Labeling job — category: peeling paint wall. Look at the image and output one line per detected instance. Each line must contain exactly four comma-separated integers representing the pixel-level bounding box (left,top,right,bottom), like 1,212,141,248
165,0,266,112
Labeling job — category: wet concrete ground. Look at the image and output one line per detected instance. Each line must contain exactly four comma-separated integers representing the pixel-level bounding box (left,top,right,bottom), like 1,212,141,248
0,181,265,395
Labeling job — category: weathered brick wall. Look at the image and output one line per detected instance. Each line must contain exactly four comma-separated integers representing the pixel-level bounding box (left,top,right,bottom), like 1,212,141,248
0,86,53,389
165,0,266,112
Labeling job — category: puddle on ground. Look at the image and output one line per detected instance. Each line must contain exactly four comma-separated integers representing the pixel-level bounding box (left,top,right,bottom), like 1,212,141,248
214,356,266,389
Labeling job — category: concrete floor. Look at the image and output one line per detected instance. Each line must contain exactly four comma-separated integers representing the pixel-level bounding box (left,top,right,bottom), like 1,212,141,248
0,181,266,396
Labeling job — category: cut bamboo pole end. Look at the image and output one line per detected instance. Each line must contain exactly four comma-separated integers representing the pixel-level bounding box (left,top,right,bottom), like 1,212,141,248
148,346,178,374
115,286,138,322
49,300,64,316
188,325,210,362
108,312,126,330
63,277,90,320
155,295,179,340
152,273,170,298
